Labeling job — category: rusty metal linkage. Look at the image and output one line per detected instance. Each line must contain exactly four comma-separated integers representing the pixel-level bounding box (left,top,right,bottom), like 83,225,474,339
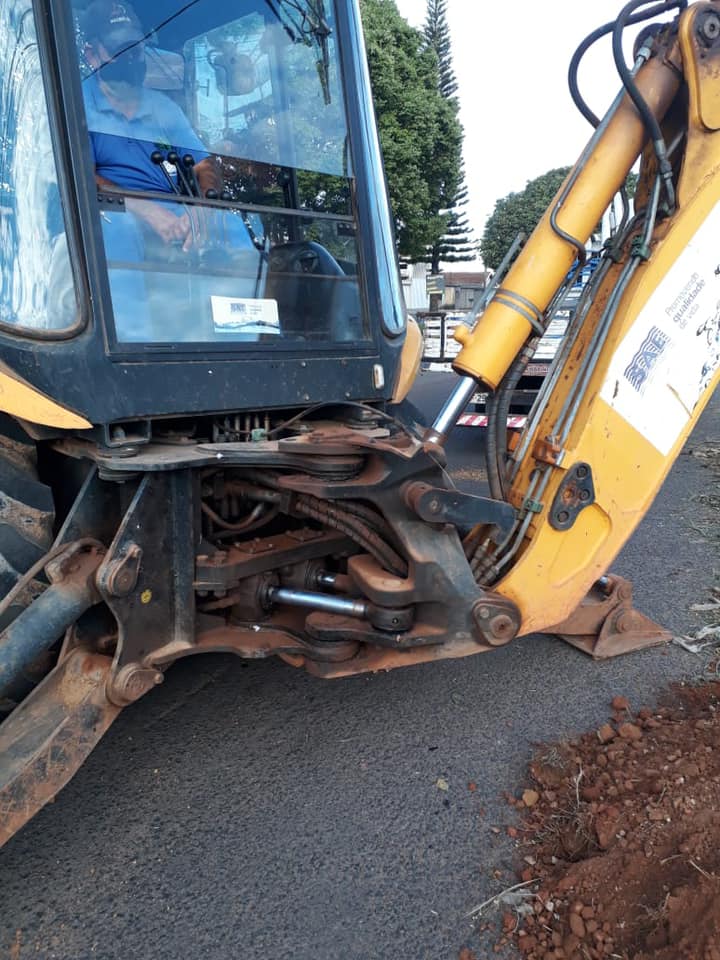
0,649,120,849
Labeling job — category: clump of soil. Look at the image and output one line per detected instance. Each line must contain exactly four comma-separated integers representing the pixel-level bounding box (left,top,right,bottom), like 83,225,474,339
504,684,720,960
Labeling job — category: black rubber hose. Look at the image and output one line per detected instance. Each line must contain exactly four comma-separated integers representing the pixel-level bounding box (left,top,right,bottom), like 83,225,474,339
237,471,408,577
612,0,687,212
294,496,408,578
568,0,687,128
484,392,505,503
340,500,406,556
613,2,664,145
493,338,540,501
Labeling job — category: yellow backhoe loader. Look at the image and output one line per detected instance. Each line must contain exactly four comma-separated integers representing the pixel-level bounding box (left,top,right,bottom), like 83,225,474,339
0,0,716,848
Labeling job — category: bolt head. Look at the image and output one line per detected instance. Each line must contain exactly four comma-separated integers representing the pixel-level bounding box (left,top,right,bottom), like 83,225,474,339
617,583,633,602
471,603,517,647
704,15,720,37
489,614,514,638
699,11,720,44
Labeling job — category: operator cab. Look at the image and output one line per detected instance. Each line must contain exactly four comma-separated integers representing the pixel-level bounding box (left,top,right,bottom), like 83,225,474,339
0,0,406,423
76,0,365,345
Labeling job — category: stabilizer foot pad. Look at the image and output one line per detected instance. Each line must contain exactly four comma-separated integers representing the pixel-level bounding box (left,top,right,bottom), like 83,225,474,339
547,574,672,660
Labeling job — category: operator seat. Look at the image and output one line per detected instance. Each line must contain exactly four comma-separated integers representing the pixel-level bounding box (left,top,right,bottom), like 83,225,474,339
264,240,363,341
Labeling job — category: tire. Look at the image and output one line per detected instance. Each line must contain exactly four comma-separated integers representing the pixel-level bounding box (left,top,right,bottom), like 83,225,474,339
0,416,54,711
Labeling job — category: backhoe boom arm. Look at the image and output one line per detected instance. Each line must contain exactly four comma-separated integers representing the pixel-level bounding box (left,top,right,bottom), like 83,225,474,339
457,2,720,639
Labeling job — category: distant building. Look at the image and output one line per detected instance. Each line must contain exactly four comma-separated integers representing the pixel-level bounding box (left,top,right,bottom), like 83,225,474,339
400,264,489,316
441,272,488,312
399,261,430,313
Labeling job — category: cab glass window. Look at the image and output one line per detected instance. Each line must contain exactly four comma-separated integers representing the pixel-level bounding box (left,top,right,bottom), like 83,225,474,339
74,0,368,347
0,1,78,332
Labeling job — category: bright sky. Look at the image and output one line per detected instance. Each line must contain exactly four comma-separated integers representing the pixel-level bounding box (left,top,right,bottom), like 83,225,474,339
392,0,673,266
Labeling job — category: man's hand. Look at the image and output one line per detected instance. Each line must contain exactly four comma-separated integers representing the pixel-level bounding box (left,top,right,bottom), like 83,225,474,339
126,198,194,249
97,175,212,252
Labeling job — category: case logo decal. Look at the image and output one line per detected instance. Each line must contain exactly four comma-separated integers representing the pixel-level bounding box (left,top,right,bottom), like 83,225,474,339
623,326,671,393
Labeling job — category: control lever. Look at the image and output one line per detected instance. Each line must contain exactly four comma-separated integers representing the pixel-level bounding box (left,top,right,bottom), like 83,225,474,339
150,150,182,195
151,149,200,256
167,151,194,196
204,188,239,203
181,154,201,198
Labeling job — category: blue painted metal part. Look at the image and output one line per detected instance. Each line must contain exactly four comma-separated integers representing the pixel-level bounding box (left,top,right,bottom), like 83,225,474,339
0,548,102,701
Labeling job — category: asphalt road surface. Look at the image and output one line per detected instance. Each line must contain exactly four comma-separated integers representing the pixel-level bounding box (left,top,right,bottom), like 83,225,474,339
0,374,717,960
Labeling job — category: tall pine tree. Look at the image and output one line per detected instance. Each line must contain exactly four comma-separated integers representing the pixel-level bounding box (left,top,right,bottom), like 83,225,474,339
432,172,477,266
360,0,461,260
422,0,476,270
422,0,458,100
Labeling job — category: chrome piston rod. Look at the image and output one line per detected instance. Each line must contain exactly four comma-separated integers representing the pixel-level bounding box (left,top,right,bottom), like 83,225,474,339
267,587,368,619
424,232,528,448
424,376,478,447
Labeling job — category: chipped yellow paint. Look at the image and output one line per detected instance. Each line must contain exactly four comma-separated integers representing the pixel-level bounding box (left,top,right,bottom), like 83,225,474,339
0,369,91,429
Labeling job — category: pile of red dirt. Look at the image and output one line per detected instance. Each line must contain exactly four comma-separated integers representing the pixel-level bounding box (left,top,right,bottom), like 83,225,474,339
499,683,720,960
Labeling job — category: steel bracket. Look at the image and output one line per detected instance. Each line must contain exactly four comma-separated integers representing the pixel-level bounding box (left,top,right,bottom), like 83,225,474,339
547,574,671,658
549,462,595,531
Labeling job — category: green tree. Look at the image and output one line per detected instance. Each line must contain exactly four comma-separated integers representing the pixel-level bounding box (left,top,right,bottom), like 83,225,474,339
480,169,639,270
422,0,474,271
360,0,463,260
431,176,477,266
422,0,457,99
480,167,571,271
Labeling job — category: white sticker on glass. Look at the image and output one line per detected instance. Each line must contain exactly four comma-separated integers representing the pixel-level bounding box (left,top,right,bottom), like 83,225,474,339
211,297,280,336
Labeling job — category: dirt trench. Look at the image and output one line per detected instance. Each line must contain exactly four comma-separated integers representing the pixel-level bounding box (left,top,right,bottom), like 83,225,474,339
494,684,720,960
472,439,720,960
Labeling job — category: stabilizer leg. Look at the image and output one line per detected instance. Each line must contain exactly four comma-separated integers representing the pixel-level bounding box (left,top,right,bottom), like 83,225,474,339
547,574,671,659
0,649,120,849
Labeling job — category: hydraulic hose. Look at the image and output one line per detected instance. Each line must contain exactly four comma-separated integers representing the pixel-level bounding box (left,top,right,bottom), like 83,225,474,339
229,473,408,578
568,0,687,128
490,338,540,501
612,0,682,209
294,495,408,579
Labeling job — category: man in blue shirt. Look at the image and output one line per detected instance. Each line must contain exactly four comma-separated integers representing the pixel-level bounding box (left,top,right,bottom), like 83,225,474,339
80,1,259,341
82,0,221,252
